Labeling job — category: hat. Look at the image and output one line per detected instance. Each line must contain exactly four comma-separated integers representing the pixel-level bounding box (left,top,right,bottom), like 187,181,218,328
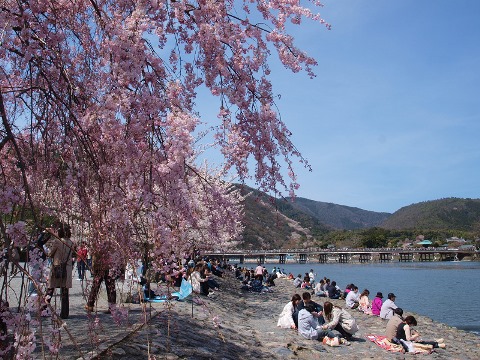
376,292,383,298
388,293,396,299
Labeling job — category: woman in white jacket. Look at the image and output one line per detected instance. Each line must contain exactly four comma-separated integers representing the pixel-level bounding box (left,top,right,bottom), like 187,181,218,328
277,294,301,328
322,301,359,340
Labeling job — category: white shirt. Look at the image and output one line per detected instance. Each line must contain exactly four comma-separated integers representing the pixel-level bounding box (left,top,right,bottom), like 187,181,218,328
345,290,360,308
380,299,398,319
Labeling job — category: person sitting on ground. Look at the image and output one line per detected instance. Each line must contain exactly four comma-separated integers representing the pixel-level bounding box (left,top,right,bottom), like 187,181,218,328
321,278,329,292
345,285,360,309
301,275,312,289
326,280,341,299
265,271,277,286
209,259,224,277
344,283,353,298
190,263,213,296
385,307,404,342
298,302,348,345
276,269,287,278
242,268,250,283
204,266,220,290
314,279,327,297
234,266,243,281
372,292,383,316
321,301,359,341
380,293,398,320
287,272,294,280
396,315,446,351
277,294,301,329
358,289,371,314
293,291,324,329
293,274,303,288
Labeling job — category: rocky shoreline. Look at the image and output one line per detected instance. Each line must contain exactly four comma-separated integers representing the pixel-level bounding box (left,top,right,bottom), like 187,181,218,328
96,273,479,360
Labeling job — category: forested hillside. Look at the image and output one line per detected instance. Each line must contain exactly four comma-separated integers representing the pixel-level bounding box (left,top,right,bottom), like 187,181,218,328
286,197,391,230
237,186,330,249
236,186,479,250
381,198,480,231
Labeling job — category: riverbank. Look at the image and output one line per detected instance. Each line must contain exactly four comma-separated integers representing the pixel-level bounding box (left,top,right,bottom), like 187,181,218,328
5,271,479,359
99,273,478,359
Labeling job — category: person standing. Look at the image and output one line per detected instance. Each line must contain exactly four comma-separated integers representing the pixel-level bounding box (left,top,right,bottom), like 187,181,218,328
44,223,74,319
255,263,264,281
10,246,20,276
308,269,315,286
85,246,117,313
75,242,88,280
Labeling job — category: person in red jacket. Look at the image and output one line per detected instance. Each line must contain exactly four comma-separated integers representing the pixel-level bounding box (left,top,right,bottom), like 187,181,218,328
76,242,88,281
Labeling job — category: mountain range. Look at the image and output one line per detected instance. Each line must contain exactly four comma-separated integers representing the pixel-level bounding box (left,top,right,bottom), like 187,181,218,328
236,185,480,249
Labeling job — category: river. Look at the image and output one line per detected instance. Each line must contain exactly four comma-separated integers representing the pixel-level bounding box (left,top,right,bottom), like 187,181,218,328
261,261,480,336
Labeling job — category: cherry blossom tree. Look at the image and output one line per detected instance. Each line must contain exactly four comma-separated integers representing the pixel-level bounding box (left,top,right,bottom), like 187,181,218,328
1,0,330,261
1,0,329,357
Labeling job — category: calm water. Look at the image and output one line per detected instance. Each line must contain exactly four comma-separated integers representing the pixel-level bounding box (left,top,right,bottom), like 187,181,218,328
264,261,480,335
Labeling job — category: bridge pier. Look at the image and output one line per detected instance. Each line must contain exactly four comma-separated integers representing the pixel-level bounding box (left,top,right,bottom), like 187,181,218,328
239,255,245,264
318,254,328,263
379,253,392,262
399,253,413,262
299,253,307,264
279,254,286,264
338,254,349,263
419,253,434,262
359,254,370,263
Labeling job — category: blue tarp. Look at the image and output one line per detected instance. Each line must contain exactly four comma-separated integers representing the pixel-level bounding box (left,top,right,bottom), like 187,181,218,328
144,278,192,303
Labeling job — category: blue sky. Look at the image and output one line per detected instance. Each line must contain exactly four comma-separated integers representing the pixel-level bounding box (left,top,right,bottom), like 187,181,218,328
194,0,480,213
254,0,480,213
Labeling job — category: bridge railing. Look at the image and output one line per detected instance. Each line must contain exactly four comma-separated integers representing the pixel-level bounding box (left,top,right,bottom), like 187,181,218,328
204,247,478,255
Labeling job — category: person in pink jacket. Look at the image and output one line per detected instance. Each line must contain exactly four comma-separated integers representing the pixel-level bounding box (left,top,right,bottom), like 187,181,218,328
371,292,383,316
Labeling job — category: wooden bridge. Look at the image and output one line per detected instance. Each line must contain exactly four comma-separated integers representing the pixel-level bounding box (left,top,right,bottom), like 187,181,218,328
204,247,478,264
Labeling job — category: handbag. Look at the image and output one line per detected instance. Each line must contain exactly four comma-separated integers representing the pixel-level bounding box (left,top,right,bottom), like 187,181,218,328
52,247,71,279
53,262,67,279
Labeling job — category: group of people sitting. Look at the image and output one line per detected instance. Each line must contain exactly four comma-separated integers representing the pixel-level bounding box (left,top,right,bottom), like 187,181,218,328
277,291,357,346
277,271,446,352
235,264,286,292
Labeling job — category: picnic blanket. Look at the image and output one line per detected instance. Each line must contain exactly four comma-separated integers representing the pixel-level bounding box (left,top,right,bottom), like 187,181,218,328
144,278,192,303
366,335,433,354
366,335,404,353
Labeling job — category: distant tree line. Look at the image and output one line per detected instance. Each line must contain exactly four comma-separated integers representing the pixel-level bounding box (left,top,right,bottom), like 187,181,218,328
316,227,479,249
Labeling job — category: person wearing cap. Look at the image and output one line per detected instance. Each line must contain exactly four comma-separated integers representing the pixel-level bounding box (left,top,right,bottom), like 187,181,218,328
380,293,398,319
371,292,383,316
